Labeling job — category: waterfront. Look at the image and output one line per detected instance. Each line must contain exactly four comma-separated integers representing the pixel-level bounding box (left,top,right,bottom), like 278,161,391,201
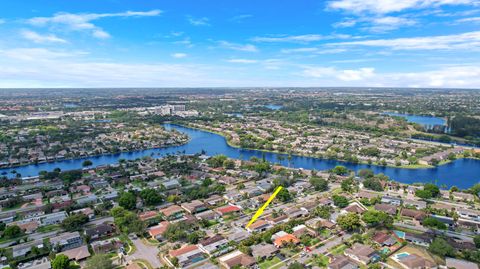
1,124,479,189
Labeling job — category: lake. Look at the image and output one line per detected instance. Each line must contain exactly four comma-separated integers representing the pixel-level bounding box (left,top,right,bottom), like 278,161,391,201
1,124,479,189
384,112,447,130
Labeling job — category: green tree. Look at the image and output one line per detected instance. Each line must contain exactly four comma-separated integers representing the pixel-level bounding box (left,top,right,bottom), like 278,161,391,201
341,177,357,193
118,192,137,210
337,213,361,231
332,165,348,175
429,238,455,257
139,189,163,206
415,189,432,199
52,254,70,269
288,262,304,269
61,213,89,231
277,188,292,202
3,225,23,239
82,160,93,167
84,254,113,269
358,169,374,178
310,177,329,191
363,178,384,191
424,183,440,197
332,195,349,208
362,210,393,228
313,205,333,219
223,159,235,169
111,207,145,234
422,217,447,230
474,235,480,248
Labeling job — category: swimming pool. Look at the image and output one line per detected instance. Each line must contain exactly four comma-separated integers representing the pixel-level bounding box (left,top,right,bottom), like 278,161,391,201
394,230,406,239
395,252,410,259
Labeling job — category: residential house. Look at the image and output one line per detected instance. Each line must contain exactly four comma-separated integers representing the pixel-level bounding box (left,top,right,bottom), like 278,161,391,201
343,203,366,214
405,232,432,247
59,245,91,262
12,240,44,258
218,250,256,269
381,196,402,206
195,210,220,221
85,224,115,240
50,232,83,251
403,199,427,210
458,208,480,222
181,200,208,214
401,209,426,221
198,235,228,256
372,232,396,246
162,179,181,190
445,258,479,269
40,211,67,226
159,205,184,220
344,243,378,265
273,233,300,248
328,255,359,269
138,211,160,225
71,207,95,220
374,203,397,215
215,205,242,217
148,221,170,241
251,244,278,260
396,254,436,269
246,219,270,233
204,195,223,206
168,245,205,268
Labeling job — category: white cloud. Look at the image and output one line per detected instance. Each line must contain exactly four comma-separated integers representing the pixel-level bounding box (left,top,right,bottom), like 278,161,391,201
252,34,324,43
27,10,162,39
171,53,187,58
330,31,480,50
226,59,258,64
456,16,480,23
218,41,258,52
0,47,228,87
281,47,347,54
20,30,68,44
230,14,253,22
187,16,210,26
303,66,375,81
365,16,417,32
301,64,480,87
327,0,477,14
333,18,357,28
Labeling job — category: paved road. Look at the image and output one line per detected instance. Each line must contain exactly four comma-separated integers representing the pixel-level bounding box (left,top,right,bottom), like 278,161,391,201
126,239,162,269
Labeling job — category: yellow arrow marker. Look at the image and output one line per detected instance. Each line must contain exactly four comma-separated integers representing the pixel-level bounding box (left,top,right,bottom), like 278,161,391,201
246,186,283,228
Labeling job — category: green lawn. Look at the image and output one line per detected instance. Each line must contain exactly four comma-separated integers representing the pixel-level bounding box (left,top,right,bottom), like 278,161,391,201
37,224,61,233
329,244,348,255
308,254,330,268
259,257,282,269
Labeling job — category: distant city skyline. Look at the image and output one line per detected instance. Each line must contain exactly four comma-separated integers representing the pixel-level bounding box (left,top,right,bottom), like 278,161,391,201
0,0,479,88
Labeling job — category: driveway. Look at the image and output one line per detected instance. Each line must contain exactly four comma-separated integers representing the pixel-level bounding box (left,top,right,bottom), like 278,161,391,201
126,239,163,268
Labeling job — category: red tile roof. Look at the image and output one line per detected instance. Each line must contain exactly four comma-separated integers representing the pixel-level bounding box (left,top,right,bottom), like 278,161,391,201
169,245,198,257
216,205,241,215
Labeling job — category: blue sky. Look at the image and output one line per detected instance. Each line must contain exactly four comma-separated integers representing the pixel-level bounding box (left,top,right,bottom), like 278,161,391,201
0,0,479,88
